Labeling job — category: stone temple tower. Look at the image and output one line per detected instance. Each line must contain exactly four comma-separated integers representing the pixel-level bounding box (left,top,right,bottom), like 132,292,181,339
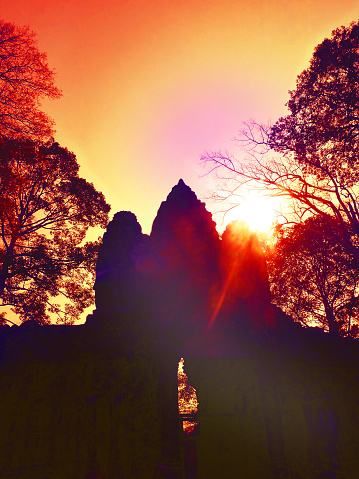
1,180,359,478
94,179,275,354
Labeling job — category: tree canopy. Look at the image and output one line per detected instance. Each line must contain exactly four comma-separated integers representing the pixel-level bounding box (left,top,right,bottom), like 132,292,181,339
203,20,359,259
270,22,359,183
0,20,61,140
0,138,110,324
268,215,359,337
203,20,359,334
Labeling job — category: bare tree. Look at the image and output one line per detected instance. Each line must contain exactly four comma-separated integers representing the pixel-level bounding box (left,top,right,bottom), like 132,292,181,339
203,21,359,259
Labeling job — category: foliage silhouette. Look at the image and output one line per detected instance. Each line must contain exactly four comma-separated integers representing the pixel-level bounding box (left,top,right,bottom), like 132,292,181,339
203,20,359,260
0,20,61,140
0,138,110,324
268,215,359,336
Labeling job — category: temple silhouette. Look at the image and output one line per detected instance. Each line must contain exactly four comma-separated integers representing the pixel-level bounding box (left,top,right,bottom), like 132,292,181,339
1,180,359,478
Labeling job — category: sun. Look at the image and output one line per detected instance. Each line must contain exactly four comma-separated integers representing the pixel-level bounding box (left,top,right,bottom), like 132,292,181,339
223,191,280,233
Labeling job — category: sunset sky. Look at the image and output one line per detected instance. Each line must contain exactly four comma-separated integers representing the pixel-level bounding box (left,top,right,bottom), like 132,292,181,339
1,0,359,234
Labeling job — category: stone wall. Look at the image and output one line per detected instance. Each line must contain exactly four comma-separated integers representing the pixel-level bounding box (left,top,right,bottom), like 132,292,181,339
1,180,359,478
186,344,359,479
0,322,179,479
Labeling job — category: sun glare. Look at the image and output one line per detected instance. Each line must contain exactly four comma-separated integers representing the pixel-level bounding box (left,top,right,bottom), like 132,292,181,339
223,191,280,233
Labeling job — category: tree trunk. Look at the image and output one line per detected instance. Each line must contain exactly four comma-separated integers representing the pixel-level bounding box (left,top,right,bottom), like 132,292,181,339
0,241,15,296
323,300,339,335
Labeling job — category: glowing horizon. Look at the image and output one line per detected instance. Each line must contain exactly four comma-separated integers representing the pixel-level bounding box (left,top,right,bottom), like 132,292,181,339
2,0,358,237
218,191,281,234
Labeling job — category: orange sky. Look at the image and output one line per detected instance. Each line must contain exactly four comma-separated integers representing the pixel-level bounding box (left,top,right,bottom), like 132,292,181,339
1,0,359,234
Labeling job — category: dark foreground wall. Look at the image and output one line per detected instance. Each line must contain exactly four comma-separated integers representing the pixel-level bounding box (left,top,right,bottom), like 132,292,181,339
186,351,359,479
1,320,359,479
2,180,359,478
0,321,181,479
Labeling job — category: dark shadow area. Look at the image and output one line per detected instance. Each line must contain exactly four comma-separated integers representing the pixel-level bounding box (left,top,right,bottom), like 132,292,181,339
1,180,359,478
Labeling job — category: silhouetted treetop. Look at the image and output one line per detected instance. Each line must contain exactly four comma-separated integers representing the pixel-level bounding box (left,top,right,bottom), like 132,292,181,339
269,20,359,187
0,20,62,139
0,138,110,324
269,215,359,337
203,20,359,263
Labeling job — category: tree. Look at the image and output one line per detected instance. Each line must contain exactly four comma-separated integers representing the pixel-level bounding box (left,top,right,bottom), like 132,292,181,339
0,138,110,324
0,20,61,139
203,20,359,259
268,215,359,337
